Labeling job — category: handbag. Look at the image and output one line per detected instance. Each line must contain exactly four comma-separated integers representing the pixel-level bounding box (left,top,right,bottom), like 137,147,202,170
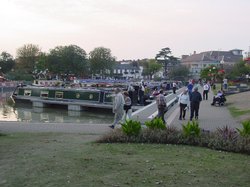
123,105,131,112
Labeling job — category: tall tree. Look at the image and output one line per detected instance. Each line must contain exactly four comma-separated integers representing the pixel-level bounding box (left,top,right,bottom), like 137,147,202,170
89,47,116,78
0,51,15,74
142,59,162,80
16,44,41,74
168,65,189,81
47,45,89,78
36,52,48,73
155,47,178,78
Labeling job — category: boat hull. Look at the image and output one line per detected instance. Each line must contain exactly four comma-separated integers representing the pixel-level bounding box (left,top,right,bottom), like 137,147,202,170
12,86,114,110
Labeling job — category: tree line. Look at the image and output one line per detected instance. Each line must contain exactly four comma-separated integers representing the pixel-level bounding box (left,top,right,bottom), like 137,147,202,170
0,44,190,81
0,44,117,80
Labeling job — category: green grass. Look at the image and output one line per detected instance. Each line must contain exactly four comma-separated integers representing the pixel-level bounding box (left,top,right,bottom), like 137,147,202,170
1,133,250,187
228,106,250,117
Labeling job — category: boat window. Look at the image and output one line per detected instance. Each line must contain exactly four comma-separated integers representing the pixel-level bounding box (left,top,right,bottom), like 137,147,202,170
55,92,63,99
24,90,32,96
40,91,49,98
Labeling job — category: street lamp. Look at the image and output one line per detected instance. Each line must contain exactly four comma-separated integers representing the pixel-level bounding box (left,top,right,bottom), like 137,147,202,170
208,66,217,89
220,56,225,90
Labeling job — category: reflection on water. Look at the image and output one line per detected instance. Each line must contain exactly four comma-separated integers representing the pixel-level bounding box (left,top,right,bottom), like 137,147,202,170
0,91,113,124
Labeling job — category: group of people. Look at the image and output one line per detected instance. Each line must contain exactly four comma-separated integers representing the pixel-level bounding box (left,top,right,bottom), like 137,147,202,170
176,86,203,121
177,81,226,122
109,80,226,129
156,79,226,123
127,82,151,106
155,85,202,123
109,88,133,129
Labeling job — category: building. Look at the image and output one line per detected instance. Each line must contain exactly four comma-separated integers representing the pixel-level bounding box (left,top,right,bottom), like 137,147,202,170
181,49,243,79
113,61,143,80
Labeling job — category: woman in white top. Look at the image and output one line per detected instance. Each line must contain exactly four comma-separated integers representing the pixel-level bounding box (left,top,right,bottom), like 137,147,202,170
178,89,190,120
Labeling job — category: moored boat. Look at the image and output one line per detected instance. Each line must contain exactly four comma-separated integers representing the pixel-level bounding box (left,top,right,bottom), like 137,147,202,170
11,84,115,111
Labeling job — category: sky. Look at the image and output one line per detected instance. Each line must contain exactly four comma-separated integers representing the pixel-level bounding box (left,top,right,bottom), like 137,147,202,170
0,0,250,60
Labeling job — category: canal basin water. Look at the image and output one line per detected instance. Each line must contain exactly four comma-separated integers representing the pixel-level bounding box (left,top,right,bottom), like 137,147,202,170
0,91,113,124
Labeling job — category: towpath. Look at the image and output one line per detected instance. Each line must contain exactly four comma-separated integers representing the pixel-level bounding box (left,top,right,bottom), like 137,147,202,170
167,88,241,131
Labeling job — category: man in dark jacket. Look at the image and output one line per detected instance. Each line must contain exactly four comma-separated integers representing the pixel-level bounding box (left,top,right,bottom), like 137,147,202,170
190,87,202,120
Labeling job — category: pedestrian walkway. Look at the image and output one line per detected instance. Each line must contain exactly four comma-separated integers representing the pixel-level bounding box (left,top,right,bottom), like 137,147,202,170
167,88,241,131
0,122,110,134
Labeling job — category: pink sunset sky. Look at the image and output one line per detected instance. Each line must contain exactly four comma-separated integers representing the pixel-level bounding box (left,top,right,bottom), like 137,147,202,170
0,0,249,60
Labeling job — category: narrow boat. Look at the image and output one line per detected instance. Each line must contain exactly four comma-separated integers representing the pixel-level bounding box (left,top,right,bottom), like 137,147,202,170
11,83,115,111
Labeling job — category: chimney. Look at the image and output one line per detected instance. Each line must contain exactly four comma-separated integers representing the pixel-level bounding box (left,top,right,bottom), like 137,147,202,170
193,51,196,55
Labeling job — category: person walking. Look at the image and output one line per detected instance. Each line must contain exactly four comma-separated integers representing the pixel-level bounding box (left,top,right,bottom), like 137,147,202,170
109,88,125,129
223,78,228,90
187,80,193,98
138,83,145,105
190,87,202,121
156,89,167,124
203,82,209,100
127,83,134,105
122,91,132,121
172,81,177,94
178,89,190,120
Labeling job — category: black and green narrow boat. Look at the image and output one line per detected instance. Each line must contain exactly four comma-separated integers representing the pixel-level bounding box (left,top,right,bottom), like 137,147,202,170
11,84,114,110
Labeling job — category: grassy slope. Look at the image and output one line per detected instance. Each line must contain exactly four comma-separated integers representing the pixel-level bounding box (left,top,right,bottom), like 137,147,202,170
0,133,250,187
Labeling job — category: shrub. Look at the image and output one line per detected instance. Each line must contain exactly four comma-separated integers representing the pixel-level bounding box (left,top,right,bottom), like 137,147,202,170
216,126,238,141
121,120,141,136
182,120,201,138
237,136,250,154
145,117,166,130
97,121,250,155
237,120,250,137
0,133,7,136
208,126,239,152
140,128,166,143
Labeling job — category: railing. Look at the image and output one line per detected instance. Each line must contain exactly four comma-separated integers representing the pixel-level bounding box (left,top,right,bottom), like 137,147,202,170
147,97,178,119
131,88,183,123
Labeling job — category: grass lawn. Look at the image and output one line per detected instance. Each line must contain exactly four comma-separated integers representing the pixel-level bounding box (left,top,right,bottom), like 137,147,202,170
228,106,250,118
0,133,250,187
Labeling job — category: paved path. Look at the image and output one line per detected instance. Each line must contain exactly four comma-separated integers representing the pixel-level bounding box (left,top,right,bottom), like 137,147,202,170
0,122,110,134
167,89,241,131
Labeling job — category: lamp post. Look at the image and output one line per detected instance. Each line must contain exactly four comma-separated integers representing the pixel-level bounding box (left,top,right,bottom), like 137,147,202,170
220,56,225,90
209,66,217,89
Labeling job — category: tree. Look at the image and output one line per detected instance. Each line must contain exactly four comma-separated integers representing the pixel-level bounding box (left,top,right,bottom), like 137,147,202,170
229,60,250,79
155,47,179,78
89,47,116,78
16,44,41,74
0,51,15,74
142,59,162,80
200,65,224,82
47,45,89,78
169,65,189,81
